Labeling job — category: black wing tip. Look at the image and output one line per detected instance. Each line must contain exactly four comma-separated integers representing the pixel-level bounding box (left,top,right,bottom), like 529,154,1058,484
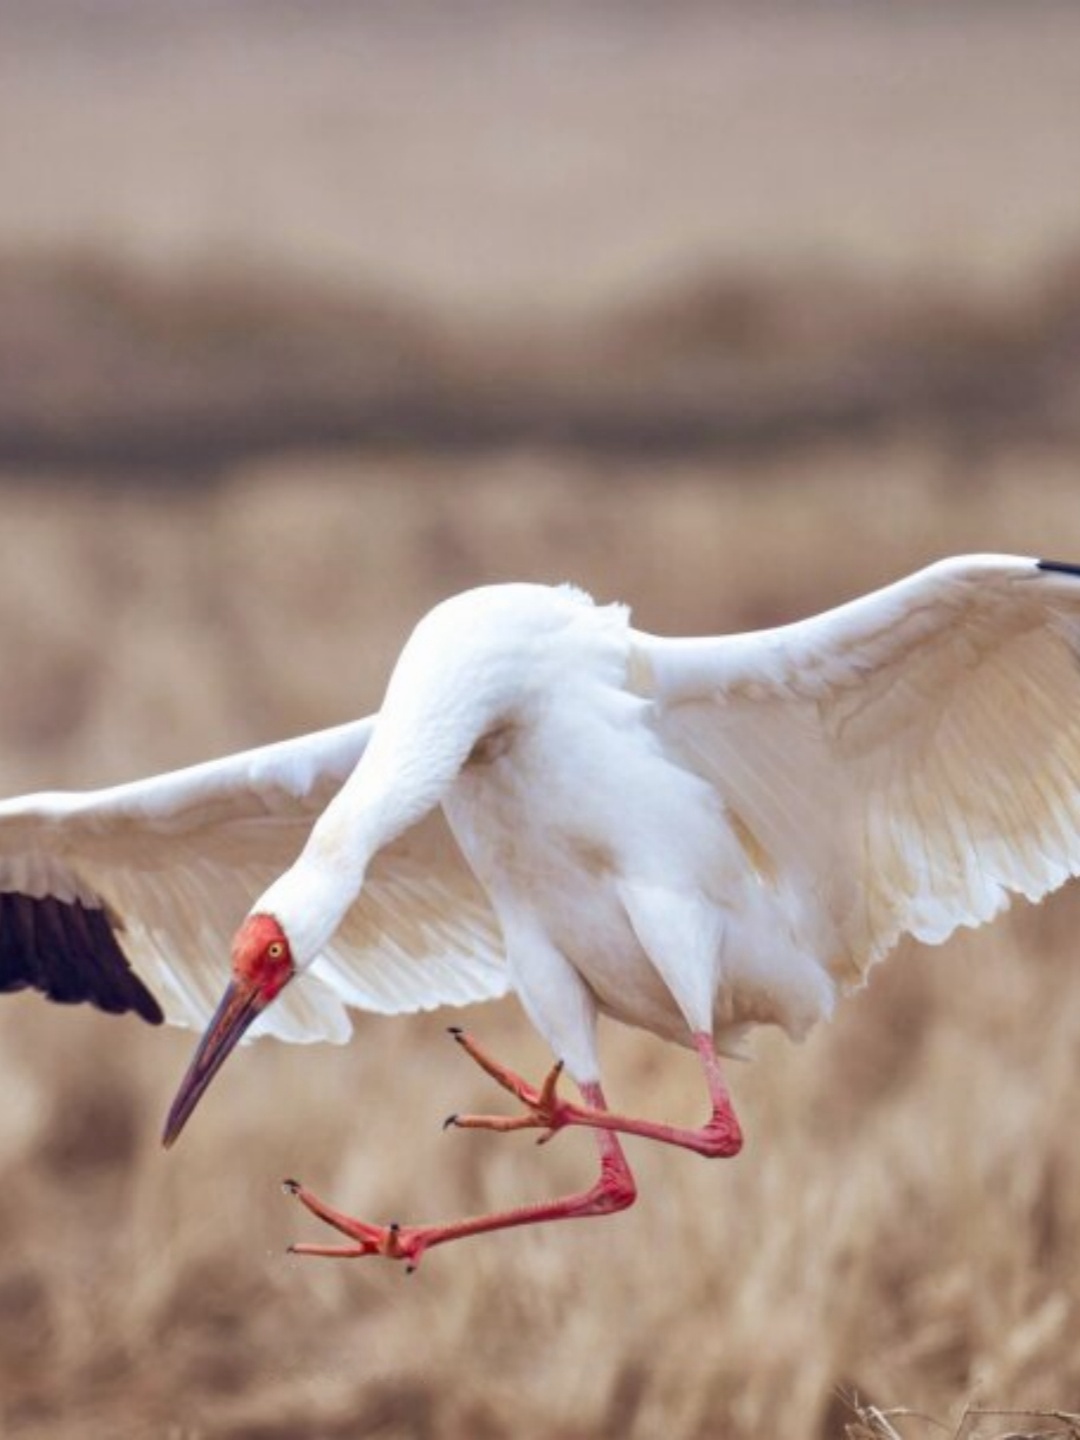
38,984,165,1025
0,890,166,1026
1036,558,1080,578
90,984,166,1025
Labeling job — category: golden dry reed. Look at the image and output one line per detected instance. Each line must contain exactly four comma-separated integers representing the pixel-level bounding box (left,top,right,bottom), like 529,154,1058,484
1,458,1079,1438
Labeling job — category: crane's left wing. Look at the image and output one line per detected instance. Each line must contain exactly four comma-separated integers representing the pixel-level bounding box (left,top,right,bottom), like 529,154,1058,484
633,555,1080,987
0,716,508,1043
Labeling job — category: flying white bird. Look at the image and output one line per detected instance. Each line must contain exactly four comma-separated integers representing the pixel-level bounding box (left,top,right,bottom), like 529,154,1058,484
3,554,1080,1269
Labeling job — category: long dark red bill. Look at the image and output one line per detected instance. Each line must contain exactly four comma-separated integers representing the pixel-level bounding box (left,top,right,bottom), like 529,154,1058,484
162,978,264,1149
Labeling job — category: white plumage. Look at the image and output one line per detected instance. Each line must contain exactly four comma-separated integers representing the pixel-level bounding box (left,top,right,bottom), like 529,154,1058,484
4,554,1080,1262
0,718,507,1042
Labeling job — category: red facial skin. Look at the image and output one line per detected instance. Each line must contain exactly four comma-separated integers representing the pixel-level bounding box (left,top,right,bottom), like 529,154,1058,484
162,913,294,1148
231,913,295,1002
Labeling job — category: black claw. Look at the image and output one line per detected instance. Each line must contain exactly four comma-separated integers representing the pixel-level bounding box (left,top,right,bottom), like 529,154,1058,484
405,1264,416,1276
286,1244,297,1254
447,1026,464,1039
389,1220,401,1233
282,1178,301,1195
442,1113,459,1131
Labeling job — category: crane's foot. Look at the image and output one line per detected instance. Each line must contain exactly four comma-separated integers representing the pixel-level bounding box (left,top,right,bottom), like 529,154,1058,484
444,1028,743,1159
443,1027,572,1144
283,1179,428,1271
283,1141,637,1271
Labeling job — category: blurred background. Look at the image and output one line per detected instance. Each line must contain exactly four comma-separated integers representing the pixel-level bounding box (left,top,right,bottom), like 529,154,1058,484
2,3,1080,1437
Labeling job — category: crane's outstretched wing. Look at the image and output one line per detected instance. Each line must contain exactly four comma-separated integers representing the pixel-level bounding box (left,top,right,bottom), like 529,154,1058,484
0,717,507,1042
633,555,1080,987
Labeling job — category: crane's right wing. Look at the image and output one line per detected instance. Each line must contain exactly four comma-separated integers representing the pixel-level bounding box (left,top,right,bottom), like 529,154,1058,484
310,811,508,1020
633,555,1080,989
0,716,508,1044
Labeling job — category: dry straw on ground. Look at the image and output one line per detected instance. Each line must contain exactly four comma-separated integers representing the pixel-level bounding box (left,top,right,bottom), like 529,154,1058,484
1,462,1080,1438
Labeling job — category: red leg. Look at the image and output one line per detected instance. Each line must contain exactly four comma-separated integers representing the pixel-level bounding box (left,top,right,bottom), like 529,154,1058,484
447,1028,743,1159
285,1092,637,1271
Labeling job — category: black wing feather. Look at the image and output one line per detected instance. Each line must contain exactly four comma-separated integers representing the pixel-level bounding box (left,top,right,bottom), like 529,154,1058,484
0,890,164,1023
1036,559,1080,579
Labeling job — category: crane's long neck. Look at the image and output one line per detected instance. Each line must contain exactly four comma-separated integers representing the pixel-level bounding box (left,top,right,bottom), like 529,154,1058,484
256,696,486,968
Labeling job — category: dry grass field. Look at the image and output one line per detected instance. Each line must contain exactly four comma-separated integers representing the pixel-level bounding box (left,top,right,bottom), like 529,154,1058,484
2,465,1080,1440
4,4,1080,1437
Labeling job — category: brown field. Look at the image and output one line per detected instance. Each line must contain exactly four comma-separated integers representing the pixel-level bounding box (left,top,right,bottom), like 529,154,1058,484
4,5,1080,1438
2,466,1080,1440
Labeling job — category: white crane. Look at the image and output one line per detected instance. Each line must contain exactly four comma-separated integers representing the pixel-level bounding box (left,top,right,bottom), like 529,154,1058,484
3,554,1080,1270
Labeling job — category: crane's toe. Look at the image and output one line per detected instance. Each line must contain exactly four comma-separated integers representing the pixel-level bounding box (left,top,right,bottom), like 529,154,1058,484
445,1029,573,1142
444,1061,571,1143
284,1177,430,1267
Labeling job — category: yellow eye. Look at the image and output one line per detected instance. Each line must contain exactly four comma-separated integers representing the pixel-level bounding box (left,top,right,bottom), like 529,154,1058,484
267,940,286,961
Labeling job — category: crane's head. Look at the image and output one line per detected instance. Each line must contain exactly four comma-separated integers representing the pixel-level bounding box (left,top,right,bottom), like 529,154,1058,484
162,913,295,1148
